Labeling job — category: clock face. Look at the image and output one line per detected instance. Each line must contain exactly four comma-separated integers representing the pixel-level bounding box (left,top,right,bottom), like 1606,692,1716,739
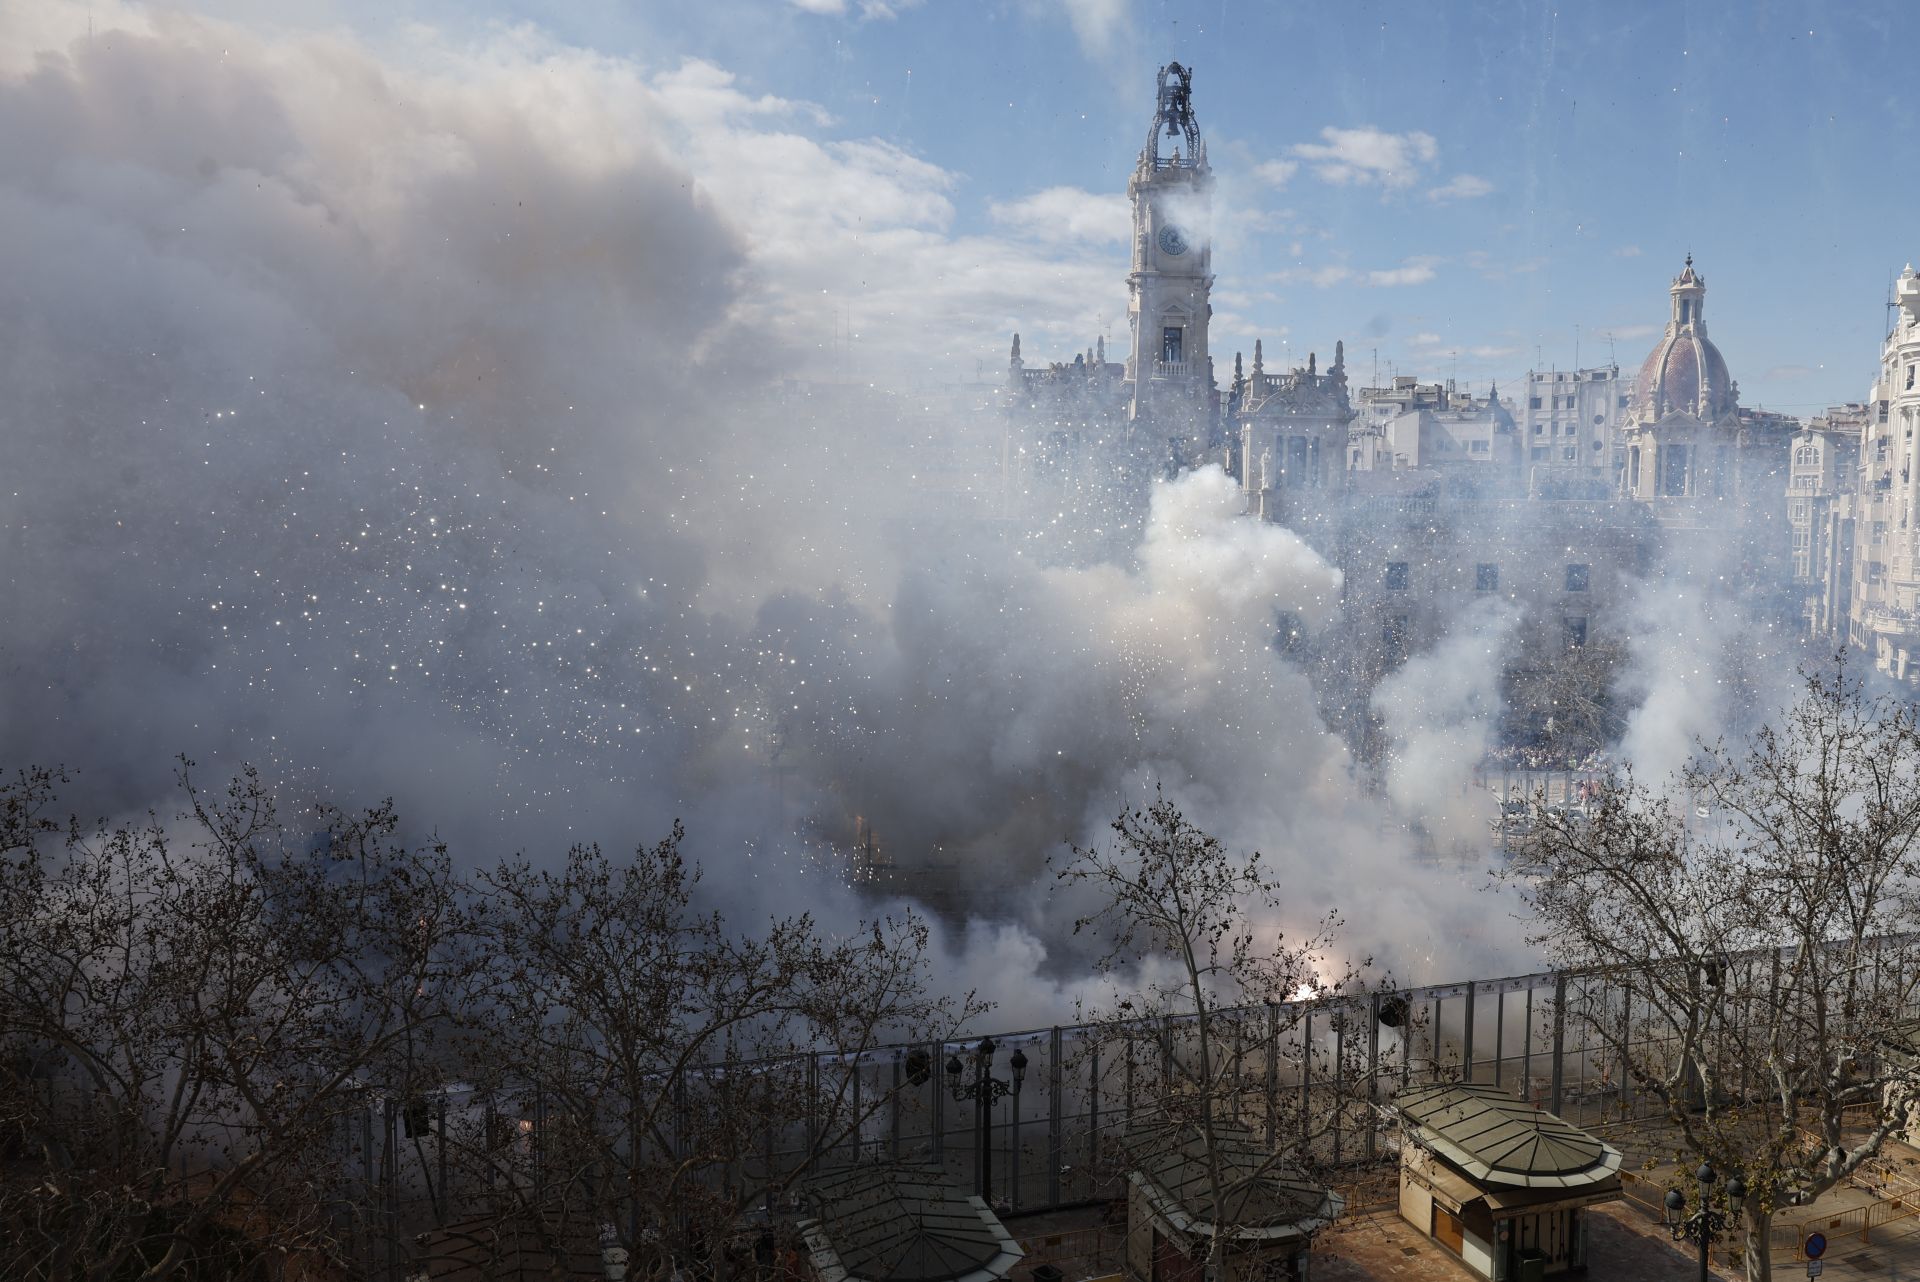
1157,223,1190,257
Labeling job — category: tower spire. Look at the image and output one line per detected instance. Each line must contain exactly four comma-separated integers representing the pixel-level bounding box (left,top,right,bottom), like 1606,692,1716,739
1142,62,1203,168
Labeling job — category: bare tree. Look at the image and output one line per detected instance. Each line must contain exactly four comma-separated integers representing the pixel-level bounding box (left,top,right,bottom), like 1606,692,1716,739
456,829,984,1280
1501,630,1627,763
1054,792,1377,1282
1504,661,1920,1282
0,761,479,1282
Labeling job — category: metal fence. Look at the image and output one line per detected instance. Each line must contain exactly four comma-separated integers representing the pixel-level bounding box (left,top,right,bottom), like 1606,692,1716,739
336,940,1920,1278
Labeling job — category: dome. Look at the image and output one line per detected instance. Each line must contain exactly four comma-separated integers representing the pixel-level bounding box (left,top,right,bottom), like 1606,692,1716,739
1630,256,1735,421
1634,332,1733,419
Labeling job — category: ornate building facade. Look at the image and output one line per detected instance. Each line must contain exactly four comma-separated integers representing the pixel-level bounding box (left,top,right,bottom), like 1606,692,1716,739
1844,265,1920,678
1005,62,1820,748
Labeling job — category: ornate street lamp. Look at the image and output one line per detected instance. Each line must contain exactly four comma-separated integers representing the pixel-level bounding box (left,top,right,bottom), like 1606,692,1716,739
1664,1160,1746,1282
946,1037,1027,1204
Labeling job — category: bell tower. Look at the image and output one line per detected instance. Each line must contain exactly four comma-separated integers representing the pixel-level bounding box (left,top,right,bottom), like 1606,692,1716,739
1125,62,1216,466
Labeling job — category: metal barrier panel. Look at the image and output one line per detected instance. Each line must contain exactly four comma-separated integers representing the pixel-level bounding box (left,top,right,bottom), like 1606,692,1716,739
331,941,1920,1279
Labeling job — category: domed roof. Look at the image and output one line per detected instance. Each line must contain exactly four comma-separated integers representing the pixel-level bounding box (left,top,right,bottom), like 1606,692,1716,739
1631,256,1736,421
1634,333,1733,419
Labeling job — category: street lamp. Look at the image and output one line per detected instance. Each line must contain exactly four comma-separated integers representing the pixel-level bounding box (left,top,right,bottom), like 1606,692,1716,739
946,1037,1027,1205
1664,1161,1746,1282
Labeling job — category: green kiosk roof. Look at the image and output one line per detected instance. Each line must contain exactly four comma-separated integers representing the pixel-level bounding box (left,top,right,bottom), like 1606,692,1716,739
1124,1119,1345,1242
799,1165,1022,1282
1395,1083,1622,1190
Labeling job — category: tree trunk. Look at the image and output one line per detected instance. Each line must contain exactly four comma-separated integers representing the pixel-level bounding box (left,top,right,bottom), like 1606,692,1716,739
1743,1208,1773,1282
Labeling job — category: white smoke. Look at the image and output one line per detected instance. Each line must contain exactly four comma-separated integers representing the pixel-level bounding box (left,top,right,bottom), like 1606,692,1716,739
6,3,1748,1011
1373,595,1522,850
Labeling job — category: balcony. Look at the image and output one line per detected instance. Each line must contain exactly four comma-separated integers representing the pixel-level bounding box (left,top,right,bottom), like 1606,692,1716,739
1151,358,1194,380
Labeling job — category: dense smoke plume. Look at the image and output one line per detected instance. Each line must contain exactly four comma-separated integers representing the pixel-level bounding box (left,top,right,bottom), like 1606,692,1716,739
0,7,1811,1012
1373,596,1521,850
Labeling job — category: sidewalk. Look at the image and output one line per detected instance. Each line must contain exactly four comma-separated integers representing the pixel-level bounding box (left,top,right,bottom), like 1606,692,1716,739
1311,1204,1737,1281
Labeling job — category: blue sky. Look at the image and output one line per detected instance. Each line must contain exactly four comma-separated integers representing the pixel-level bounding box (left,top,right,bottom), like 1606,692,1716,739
535,0,1917,413
39,0,1920,410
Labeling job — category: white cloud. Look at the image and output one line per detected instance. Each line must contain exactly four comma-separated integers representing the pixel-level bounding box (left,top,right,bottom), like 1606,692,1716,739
1614,245,1643,257
1608,323,1662,341
1253,159,1298,187
1426,173,1492,203
788,0,923,17
1410,332,1445,347
1291,126,1437,189
1270,264,1351,288
989,186,1130,246
1365,257,1440,287
1026,0,1132,60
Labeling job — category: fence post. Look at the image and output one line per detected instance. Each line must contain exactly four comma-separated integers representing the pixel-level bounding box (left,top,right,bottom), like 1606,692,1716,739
1367,992,1381,1162
1300,1008,1312,1150
1040,1028,1058,1206
1088,1041,1101,1181
1266,1003,1280,1146
1523,984,1534,1099
1551,972,1568,1114
1463,984,1476,1083
1619,979,1633,1113
932,1043,945,1164
1494,986,1505,1089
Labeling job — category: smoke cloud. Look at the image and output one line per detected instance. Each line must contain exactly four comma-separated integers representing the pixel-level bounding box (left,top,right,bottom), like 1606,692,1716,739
4,5,1810,1016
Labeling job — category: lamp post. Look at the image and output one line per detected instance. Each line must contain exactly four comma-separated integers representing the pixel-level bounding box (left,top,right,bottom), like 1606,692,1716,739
946,1037,1027,1205
1664,1161,1746,1282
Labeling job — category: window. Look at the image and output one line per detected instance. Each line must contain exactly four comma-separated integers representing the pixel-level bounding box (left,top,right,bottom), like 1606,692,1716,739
1382,613,1409,664
1274,611,1302,653
1594,413,1605,425
1532,423,1544,435
1793,529,1812,550
1565,563,1590,592
1907,363,1915,390
1161,326,1183,364
404,1097,435,1138
1475,563,1499,592
1564,616,1588,648
1529,396,1542,409
1618,394,1630,408
1531,446,1548,461
1469,439,1489,453
1662,443,1689,496
1562,446,1577,460
1384,561,1410,590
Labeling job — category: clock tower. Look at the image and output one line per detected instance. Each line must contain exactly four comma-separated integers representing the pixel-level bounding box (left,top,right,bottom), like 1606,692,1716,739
1126,62,1216,465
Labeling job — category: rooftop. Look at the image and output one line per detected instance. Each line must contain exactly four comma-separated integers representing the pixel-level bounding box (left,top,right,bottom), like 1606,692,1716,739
1125,1119,1345,1242
1395,1082,1623,1189
799,1165,1022,1282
